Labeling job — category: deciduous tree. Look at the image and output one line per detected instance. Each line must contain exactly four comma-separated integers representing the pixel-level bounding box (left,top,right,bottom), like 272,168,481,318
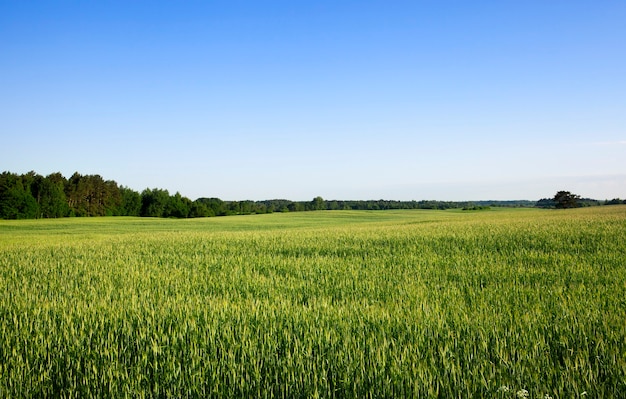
553,191,581,209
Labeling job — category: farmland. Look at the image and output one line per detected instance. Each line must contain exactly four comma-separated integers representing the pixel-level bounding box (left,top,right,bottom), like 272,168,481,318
1,206,625,397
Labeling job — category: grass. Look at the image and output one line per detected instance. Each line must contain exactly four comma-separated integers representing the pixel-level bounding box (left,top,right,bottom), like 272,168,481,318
1,206,625,397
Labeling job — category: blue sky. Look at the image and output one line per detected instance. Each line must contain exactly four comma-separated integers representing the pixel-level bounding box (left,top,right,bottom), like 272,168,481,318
2,1,625,201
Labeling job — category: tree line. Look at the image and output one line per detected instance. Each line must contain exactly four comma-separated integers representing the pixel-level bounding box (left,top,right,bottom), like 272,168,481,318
535,190,626,209
1,171,623,220
0,171,215,219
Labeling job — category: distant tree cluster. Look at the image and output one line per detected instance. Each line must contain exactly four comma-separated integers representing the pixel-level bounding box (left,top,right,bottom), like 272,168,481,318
1,171,620,220
604,198,626,205
0,171,209,219
534,191,618,209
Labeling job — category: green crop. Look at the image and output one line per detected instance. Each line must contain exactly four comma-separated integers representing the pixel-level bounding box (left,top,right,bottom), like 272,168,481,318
1,207,625,397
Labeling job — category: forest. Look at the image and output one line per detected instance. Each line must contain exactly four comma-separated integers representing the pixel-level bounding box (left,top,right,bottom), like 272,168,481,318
0,170,621,219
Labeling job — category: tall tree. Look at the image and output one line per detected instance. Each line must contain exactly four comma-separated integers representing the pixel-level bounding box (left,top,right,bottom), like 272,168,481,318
0,172,39,219
85,175,106,216
553,191,581,209
35,173,69,218
118,186,142,216
164,192,190,218
66,172,89,216
102,179,122,216
141,188,170,217
311,196,326,211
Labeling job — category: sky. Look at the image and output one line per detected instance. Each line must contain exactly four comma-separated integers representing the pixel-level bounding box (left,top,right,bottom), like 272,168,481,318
1,1,625,201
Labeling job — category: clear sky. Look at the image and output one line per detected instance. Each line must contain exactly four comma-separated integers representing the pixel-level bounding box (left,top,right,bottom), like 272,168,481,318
2,1,625,201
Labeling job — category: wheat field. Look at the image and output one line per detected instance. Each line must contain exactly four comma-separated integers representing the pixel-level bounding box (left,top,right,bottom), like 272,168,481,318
1,207,625,397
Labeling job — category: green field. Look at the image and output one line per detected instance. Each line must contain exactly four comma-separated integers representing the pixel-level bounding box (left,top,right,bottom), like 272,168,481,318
1,207,625,398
